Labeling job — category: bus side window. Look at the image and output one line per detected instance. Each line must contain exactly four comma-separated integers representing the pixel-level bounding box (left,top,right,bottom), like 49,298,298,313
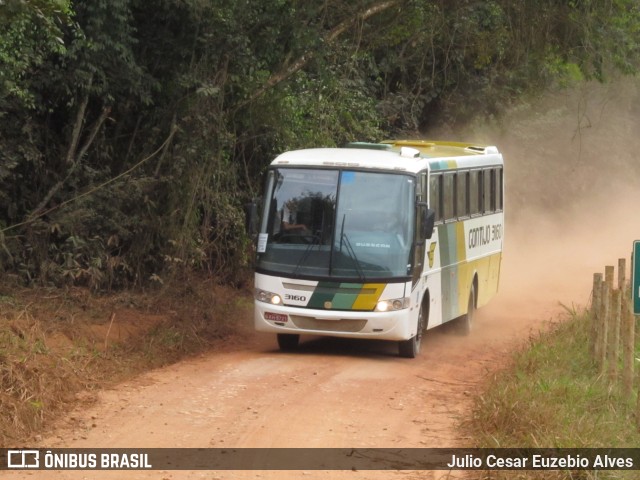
443,172,455,222
469,170,480,216
456,171,468,219
490,168,498,212
496,167,503,211
429,173,443,224
483,168,493,214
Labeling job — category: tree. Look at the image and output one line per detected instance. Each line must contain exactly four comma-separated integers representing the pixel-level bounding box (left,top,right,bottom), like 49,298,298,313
1,0,639,289
0,0,72,110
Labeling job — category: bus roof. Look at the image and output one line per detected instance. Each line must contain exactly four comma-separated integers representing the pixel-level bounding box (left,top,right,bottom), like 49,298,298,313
270,140,503,174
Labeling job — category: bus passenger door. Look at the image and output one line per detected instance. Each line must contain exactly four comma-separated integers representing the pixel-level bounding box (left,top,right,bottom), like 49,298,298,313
412,172,429,286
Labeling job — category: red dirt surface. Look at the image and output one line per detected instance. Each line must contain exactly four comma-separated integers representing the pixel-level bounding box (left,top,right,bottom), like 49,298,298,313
6,80,640,480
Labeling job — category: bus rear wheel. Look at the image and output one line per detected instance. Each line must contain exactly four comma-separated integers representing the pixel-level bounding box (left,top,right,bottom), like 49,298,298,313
398,304,424,358
277,333,300,351
455,284,475,336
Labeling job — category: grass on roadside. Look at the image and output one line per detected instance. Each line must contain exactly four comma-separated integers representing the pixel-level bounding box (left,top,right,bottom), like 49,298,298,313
467,308,640,480
0,276,252,447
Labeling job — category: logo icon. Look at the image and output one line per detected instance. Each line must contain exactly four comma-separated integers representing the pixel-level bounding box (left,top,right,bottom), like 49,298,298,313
427,242,437,268
8,450,40,469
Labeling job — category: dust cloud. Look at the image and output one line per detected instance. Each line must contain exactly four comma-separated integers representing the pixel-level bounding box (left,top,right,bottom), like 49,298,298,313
441,77,640,338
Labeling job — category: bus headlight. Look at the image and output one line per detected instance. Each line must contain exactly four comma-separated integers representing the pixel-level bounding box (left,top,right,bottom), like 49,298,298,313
255,288,282,305
375,297,409,312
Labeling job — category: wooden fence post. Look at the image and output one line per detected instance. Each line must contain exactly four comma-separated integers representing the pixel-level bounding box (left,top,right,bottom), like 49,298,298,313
622,280,635,399
599,266,614,374
618,258,626,291
616,258,633,400
607,289,621,383
591,273,603,361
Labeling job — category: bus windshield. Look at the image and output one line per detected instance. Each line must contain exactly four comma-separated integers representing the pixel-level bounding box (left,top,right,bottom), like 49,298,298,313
257,168,415,280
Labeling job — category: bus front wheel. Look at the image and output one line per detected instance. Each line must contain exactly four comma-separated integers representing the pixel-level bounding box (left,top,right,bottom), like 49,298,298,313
277,333,300,351
398,304,424,358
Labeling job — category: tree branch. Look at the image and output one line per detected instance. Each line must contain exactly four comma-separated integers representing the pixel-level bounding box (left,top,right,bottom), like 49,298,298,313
154,113,178,177
65,77,93,165
66,93,90,165
74,106,111,164
238,0,401,108
29,106,111,219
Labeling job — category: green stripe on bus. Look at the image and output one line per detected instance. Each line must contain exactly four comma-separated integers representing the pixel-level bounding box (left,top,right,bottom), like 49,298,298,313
439,223,461,320
305,282,388,310
438,223,458,266
431,160,458,171
307,281,337,309
331,283,362,309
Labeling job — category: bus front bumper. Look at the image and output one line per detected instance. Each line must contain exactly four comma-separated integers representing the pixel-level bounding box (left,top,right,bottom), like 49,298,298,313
254,302,415,341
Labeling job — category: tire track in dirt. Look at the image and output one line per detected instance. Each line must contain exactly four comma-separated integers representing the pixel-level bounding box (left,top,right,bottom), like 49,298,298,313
8,79,640,480
5,289,532,480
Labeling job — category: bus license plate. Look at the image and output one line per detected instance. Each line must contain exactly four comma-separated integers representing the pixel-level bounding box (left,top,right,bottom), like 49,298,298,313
265,312,288,323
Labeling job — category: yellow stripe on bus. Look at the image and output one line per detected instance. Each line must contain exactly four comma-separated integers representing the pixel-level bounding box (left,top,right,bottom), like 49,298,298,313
352,283,386,310
457,252,502,314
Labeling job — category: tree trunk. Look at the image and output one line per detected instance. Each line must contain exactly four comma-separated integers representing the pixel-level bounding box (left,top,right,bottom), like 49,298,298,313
28,106,111,219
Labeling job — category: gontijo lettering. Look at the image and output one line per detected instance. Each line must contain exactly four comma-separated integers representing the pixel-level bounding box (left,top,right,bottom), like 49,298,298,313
468,223,502,249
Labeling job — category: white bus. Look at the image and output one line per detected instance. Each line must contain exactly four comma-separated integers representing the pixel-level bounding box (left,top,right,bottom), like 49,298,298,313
250,140,504,357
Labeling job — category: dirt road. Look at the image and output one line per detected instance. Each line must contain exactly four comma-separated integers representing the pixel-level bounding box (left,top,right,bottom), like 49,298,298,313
7,222,634,480
6,225,577,480
17,190,635,480
14,304,542,480
9,80,640,480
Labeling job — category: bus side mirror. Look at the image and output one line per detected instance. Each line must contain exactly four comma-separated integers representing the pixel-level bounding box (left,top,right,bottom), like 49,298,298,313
417,202,436,240
423,208,435,240
244,201,259,237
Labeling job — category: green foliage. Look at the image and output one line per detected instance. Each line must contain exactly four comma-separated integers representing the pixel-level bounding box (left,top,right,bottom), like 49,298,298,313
368,0,640,129
1,0,639,289
64,0,151,102
0,0,73,109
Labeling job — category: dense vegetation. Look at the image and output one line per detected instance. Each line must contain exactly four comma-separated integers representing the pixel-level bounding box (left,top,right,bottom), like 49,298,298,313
1,0,639,290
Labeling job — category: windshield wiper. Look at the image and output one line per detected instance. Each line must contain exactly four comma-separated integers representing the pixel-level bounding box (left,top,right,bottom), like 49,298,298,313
340,232,365,282
292,234,322,277
336,214,364,281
